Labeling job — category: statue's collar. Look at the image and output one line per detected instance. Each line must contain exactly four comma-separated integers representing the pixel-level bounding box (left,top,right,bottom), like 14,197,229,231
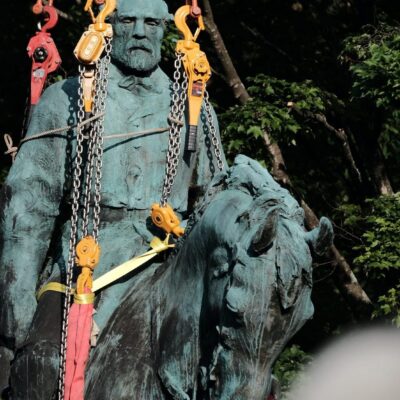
110,64,167,96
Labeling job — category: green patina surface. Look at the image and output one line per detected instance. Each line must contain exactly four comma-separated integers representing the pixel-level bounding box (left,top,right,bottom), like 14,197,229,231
0,0,333,398
0,0,220,346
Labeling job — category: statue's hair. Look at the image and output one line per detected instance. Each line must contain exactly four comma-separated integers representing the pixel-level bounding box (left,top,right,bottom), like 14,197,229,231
106,0,173,22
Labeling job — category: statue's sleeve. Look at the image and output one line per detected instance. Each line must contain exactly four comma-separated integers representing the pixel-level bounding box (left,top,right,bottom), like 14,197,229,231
0,82,69,349
195,104,227,189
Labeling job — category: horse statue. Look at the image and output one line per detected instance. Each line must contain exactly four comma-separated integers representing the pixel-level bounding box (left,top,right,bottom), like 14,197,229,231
12,155,330,399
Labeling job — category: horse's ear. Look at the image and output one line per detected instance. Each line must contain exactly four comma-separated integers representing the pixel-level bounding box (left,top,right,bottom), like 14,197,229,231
305,216,334,256
250,208,279,254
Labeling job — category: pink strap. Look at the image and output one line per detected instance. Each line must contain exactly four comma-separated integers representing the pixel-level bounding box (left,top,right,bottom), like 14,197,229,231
64,289,94,400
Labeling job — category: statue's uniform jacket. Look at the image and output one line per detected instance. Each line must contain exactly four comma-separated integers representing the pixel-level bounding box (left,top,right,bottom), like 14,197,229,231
0,64,225,349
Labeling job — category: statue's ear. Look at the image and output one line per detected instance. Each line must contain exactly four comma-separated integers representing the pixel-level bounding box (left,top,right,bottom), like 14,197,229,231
305,217,334,256
165,12,174,22
250,208,279,254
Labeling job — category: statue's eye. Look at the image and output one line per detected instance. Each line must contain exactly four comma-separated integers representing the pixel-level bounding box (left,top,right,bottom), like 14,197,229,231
120,17,135,24
145,18,161,27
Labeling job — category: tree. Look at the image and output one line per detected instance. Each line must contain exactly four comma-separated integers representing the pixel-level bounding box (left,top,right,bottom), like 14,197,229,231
1,0,400,395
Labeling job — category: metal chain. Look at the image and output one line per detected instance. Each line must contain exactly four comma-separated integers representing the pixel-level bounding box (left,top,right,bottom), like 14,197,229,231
93,38,112,241
160,55,224,207
81,99,97,237
81,39,112,240
57,38,112,399
204,90,225,172
160,52,188,206
58,64,86,400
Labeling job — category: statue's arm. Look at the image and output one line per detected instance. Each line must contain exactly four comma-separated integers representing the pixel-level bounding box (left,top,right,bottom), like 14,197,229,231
0,83,69,349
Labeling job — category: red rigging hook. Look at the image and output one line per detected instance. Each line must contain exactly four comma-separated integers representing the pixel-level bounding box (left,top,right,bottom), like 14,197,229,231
32,1,58,32
186,0,202,18
41,5,59,32
27,0,61,107
33,0,54,15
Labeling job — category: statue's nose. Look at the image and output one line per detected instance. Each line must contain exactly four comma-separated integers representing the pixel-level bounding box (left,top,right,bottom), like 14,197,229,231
132,19,145,38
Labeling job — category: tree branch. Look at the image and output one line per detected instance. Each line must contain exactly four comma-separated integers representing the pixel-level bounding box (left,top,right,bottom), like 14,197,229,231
371,148,394,195
262,131,292,187
203,0,372,317
288,103,363,183
202,0,250,104
239,21,294,63
55,7,74,22
265,125,372,314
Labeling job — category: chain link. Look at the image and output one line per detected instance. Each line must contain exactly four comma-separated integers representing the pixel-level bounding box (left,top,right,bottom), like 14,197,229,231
58,64,86,399
160,55,224,207
58,44,220,398
80,39,112,240
57,38,112,399
81,79,97,237
93,38,112,241
160,53,188,206
204,90,225,171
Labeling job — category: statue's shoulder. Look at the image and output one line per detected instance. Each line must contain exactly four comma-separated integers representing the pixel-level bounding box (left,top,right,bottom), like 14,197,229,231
39,76,80,110
157,67,173,92
24,77,80,139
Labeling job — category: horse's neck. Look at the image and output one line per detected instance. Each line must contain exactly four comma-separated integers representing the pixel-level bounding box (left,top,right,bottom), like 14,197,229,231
166,227,211,286
157,187,256,328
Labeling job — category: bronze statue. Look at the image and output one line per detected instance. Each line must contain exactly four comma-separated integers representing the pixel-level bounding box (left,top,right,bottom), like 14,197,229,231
0,0,333,398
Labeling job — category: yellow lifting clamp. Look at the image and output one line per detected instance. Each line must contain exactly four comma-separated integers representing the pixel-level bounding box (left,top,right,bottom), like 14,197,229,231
75,235,101,294
175,5,211,152
151,203,185,238
75,0,116,63
74,0,116,112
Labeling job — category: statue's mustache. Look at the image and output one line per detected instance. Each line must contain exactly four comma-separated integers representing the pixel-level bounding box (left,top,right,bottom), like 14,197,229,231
127,39,153,53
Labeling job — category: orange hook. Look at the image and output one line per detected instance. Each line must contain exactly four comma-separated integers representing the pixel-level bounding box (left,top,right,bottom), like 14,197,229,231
175,5,205,43
84,0,116,31
75,236,101,294
74,0,116,66
151,204,185,238
175,5,211,151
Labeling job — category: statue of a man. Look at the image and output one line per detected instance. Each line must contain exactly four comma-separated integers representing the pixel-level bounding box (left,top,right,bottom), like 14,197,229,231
0,0,224,394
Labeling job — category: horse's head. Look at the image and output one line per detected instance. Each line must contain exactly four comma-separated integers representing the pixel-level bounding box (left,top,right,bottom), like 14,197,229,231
196,155,333,398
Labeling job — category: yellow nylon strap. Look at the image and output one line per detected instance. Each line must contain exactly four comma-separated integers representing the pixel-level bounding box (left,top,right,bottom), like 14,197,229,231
36,284,94,304
91,235,174,292
36,282,72,301
36,236,174,301
74,292,95,305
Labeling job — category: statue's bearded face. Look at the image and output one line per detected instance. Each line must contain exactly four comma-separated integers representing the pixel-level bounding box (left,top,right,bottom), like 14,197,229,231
111,0,170,74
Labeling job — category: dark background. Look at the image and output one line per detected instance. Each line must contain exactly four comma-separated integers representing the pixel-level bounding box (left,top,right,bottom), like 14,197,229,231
1,0,400,391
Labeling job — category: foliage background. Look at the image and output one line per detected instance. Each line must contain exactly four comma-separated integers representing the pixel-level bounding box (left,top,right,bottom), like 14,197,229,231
1,0,400,396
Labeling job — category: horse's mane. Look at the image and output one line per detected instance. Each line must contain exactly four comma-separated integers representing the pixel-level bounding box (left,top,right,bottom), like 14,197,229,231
178,155,305,251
